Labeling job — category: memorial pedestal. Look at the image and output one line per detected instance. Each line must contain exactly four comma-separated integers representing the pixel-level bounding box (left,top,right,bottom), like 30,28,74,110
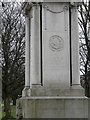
16,1,89,119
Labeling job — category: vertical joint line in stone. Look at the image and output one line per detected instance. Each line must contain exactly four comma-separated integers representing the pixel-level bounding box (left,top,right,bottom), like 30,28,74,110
40,4,43,86
25,15,31,88
69,4,72,86
29,17,31,87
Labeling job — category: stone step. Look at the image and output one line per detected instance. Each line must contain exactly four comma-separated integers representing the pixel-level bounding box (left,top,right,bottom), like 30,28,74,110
30,85,85,96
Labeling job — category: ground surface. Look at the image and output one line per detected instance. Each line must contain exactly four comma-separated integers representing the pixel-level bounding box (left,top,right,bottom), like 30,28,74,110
0,105,16,119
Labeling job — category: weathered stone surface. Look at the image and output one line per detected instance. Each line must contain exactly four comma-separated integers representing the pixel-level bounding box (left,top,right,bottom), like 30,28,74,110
42,3,70,88
16,97,88,118
30,85,85,96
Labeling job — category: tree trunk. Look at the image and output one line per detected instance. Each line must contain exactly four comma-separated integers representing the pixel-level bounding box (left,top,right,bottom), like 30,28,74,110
84,59,90,97
4,97,11,118
13,98,16,105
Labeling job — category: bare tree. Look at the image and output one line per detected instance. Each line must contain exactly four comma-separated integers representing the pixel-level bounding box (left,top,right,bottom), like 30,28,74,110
79,0,90,97
1,2,25,118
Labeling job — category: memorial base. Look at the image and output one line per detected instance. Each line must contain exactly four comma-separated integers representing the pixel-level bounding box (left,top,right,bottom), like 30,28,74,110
16,96,88,119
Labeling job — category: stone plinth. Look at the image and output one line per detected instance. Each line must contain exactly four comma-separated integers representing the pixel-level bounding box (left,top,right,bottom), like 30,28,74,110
16,97,88,118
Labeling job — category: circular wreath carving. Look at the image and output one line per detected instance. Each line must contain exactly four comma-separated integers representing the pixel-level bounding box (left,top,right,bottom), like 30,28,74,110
49,35,64,52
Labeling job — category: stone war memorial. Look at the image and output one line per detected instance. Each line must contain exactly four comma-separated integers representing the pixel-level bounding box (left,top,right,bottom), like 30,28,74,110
16,0,89,119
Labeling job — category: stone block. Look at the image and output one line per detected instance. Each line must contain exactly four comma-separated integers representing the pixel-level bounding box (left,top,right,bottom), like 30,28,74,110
16,97,88,119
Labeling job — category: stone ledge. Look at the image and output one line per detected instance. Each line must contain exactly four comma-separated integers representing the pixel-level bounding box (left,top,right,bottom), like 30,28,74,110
21,96,88,100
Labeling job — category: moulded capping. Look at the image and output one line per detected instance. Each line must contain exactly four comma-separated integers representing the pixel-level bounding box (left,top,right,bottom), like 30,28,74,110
21,96,88,100
24,0,82,3
43,0,82,2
